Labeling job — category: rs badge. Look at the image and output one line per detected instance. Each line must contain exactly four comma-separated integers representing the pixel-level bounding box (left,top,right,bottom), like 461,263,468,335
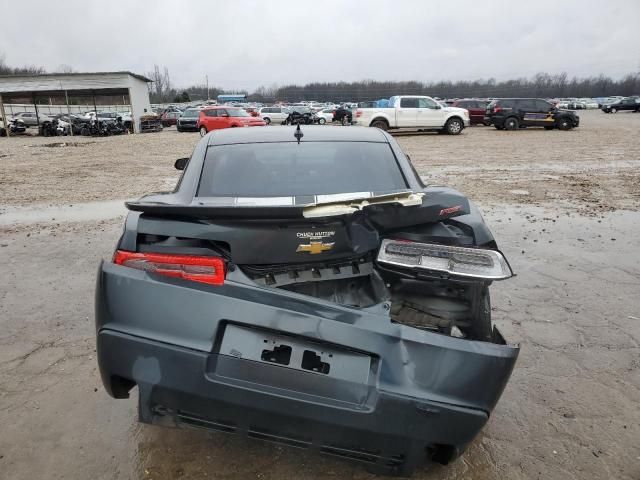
296,241,335,254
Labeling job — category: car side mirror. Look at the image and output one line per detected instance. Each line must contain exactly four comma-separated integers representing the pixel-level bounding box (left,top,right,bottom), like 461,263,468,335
434,105,441,109
174,157,189,170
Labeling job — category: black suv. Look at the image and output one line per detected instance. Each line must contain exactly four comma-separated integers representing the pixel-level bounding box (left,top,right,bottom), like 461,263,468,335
485,98,579,131
601,96,639,113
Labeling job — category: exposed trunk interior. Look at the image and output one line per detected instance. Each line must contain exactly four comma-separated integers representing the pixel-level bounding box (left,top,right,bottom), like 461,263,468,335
241,257,495,342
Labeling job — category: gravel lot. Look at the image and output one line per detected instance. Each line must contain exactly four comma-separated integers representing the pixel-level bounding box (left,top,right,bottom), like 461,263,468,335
1,110,639,479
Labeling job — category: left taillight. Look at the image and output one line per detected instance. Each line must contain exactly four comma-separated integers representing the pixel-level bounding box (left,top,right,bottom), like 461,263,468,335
113,250,225,286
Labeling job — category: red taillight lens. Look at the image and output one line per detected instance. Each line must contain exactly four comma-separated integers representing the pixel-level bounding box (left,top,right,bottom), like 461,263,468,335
493,107,502,113
356,109,362,118
113,250,225,286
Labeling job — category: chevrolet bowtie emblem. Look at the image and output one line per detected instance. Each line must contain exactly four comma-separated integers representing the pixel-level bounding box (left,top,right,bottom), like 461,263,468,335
296,241,335,254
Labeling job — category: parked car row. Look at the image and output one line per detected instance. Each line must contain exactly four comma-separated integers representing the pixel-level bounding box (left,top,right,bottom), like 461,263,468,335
8,112,72,136
553,98,599,110
169,91,637,137
173,103,360,135
2,110,134,136
352,96,582,133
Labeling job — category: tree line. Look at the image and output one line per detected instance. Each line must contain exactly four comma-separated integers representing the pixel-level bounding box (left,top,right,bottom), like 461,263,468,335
148,71,640,104
2,55,638,103
0,53,46,76
259,73,640,102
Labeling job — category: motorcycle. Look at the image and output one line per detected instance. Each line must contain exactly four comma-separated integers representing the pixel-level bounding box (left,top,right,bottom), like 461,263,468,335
67,115,90,135
284,110,315,125
80,118,111,136
39,119,61,137
107,116,128,135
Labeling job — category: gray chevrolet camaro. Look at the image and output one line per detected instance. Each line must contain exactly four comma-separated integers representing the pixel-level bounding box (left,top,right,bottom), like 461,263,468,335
96,125,519,476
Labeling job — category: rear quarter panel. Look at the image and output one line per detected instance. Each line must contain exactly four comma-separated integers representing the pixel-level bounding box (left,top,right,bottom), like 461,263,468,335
357,108,394,127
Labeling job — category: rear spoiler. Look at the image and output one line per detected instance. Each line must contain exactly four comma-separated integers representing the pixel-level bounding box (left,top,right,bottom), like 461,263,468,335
125,201,307,219
125,193,424,220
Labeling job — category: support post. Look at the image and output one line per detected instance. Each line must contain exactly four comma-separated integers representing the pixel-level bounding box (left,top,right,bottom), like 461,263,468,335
33,93,40,132
65,90,73,136
0,93,10,137
128,87,137,133
92,90,98,131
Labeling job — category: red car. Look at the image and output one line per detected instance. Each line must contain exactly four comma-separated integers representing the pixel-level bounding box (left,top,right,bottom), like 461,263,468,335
451,99,489,125
197,107,266,136
160,110,181,127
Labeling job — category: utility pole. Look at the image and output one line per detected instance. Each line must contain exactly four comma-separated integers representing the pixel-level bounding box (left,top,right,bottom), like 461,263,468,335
0,94,10,137
206,75,210,101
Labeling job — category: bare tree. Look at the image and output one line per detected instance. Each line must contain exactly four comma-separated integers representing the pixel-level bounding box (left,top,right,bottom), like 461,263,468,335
54,64,75,74
146,64,176,102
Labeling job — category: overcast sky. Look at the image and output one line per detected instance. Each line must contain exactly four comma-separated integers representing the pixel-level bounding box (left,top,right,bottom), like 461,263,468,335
1,0,638,90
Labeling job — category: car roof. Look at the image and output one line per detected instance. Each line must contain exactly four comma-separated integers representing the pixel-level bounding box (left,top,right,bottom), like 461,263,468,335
206,125,389,146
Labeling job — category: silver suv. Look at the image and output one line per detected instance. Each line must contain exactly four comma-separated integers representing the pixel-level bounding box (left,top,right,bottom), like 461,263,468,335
258,106,290,125
12,112,51,126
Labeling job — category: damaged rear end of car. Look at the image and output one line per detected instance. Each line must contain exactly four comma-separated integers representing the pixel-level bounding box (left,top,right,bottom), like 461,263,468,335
96,126,519,476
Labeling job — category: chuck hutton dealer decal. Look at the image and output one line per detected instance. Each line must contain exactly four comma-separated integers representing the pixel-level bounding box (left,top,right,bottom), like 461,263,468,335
296,231,336,254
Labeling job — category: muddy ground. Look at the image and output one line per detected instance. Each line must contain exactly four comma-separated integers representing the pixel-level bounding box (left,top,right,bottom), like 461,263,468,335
0,110,639,479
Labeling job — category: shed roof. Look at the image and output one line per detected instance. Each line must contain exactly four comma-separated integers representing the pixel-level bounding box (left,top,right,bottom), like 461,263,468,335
0,71,152,82
0,72,152,94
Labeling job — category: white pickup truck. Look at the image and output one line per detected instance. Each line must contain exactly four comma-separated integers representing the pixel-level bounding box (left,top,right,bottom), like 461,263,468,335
354,95,470,134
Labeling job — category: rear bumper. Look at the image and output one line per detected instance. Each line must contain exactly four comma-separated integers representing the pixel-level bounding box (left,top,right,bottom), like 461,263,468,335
177,121,198,131
96,261,519,475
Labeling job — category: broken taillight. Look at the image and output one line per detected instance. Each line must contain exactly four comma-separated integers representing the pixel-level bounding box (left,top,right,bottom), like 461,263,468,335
377,239,513,280
113,251,225,285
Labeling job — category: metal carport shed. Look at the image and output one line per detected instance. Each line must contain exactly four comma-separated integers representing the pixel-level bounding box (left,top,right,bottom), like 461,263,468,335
0,71,153,134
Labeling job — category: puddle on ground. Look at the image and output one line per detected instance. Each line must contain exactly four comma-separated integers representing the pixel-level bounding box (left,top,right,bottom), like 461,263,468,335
0,199,127,226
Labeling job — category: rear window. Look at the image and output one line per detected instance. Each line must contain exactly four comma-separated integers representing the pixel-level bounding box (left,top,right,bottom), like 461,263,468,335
400,98,419,108
198,142,407,197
